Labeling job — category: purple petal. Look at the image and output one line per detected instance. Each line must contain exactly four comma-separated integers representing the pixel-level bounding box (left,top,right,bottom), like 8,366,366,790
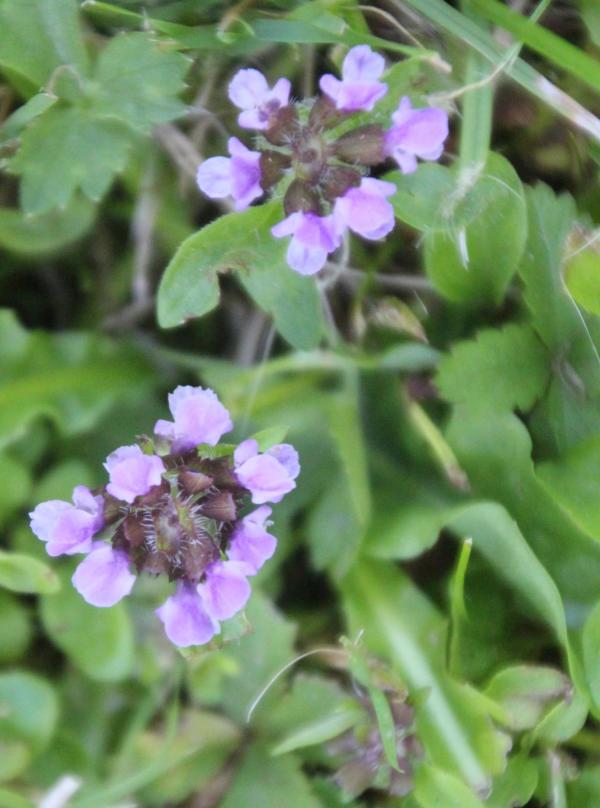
271,77,291,107
196,156,232,199
200,560,251,621
30,501,95,557
71,485,104,533
319,74,343,105
154,418,175,440
272,212,302,239
335,81,387,112
342,46,385,82
334,179,395,241
228,506,276,574
266,444,300,479
238,109,269,130
235,452,296,504
156,583,219,647
228,138,263,210
167,386,233,451
228,68,269,110
287,239,328,276
104,445,165,504
72,543,136,607
387,100,449,159
234,438,259,466
295,213,339,252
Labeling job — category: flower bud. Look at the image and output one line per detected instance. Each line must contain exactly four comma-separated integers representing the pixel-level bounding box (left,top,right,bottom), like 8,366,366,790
283,179,321,215
332,124,386,166
265,104,298,146
201,491,237,522
320,166,361,204
309,94,344,131
260,150,291,192
179,469,214,495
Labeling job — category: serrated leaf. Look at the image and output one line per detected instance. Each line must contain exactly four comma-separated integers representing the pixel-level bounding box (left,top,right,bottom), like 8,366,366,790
0,0,89,93
0,92,57,143
0,551,59,595
436,323,549,413
10,106,131,215
93,33,189,132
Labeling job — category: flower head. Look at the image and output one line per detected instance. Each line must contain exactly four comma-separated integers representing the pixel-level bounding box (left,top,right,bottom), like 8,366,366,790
228,68,291,130
30,386,299,649
320,45,387,112
334,177,396,241
271,211,340,275
234,439,299,504
384,96,449,174
155,385,233,453
29,485,104,557
197,137,263,211
104,445,165,504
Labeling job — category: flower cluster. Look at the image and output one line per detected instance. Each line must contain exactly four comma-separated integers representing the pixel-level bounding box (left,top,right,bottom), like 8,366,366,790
29,386,299,648
197,45,449,276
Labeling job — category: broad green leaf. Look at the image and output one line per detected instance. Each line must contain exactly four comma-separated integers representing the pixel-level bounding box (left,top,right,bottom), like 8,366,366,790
537,436,600,536
220,591,296,725
158,202,323,349
271,703,364,756
92,33,189,132
267,674,352,736
0,198,95,255
0,592,31,664
583,602,600,709
221,744,324,808
423,154,527,304
0,92,57,142
436,324,549,412
307,474,364,578
414,764,485,808
564,237,600,316
40,569,134,682
486,754,538,808
0,671,58,753
10,106,131,215
484,665,571,730
0,788,35,808
0,551,59,595
0,0,89,93
0,310,152,449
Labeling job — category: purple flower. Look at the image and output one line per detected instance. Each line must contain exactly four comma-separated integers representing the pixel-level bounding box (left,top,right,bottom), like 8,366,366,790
334,177,396,241
228,506,276,574
384,96,449,174
228,68,291,130
320,45,387,112
72,542,136,607
104,445,165,504
199,560,252,621
156,582,219,647
197,137,263,211
154,385,233,453
29,485,104,557
234,439,299,504
271,211,339,275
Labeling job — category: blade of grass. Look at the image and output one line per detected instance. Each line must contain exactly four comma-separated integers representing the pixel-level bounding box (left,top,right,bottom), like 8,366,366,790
393,0,600,144
463,0,600,96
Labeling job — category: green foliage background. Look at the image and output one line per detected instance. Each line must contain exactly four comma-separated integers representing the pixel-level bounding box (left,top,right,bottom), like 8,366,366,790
1,1,600,806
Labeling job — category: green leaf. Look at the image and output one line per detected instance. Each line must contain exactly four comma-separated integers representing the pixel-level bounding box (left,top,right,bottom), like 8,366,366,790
250,425,289,451
10,106,131,215
158,202,323,349
0,551,59,595
271,702,364,756
307,474,364,578
0,788,35,808
0,671,58,753
486,754,538,808
221,744,324,808
220,591,296,725
40,568,134,682
0,310,152,450
0,92,57,142
484,665,572,730
582,601,600,709
0,0,89,93
92,33,189,132
0,198,95,255
564,238,600,316
0,592,32,664
537,437,600,536
423,154,527,304
436,323,550,412
414,764,485,808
